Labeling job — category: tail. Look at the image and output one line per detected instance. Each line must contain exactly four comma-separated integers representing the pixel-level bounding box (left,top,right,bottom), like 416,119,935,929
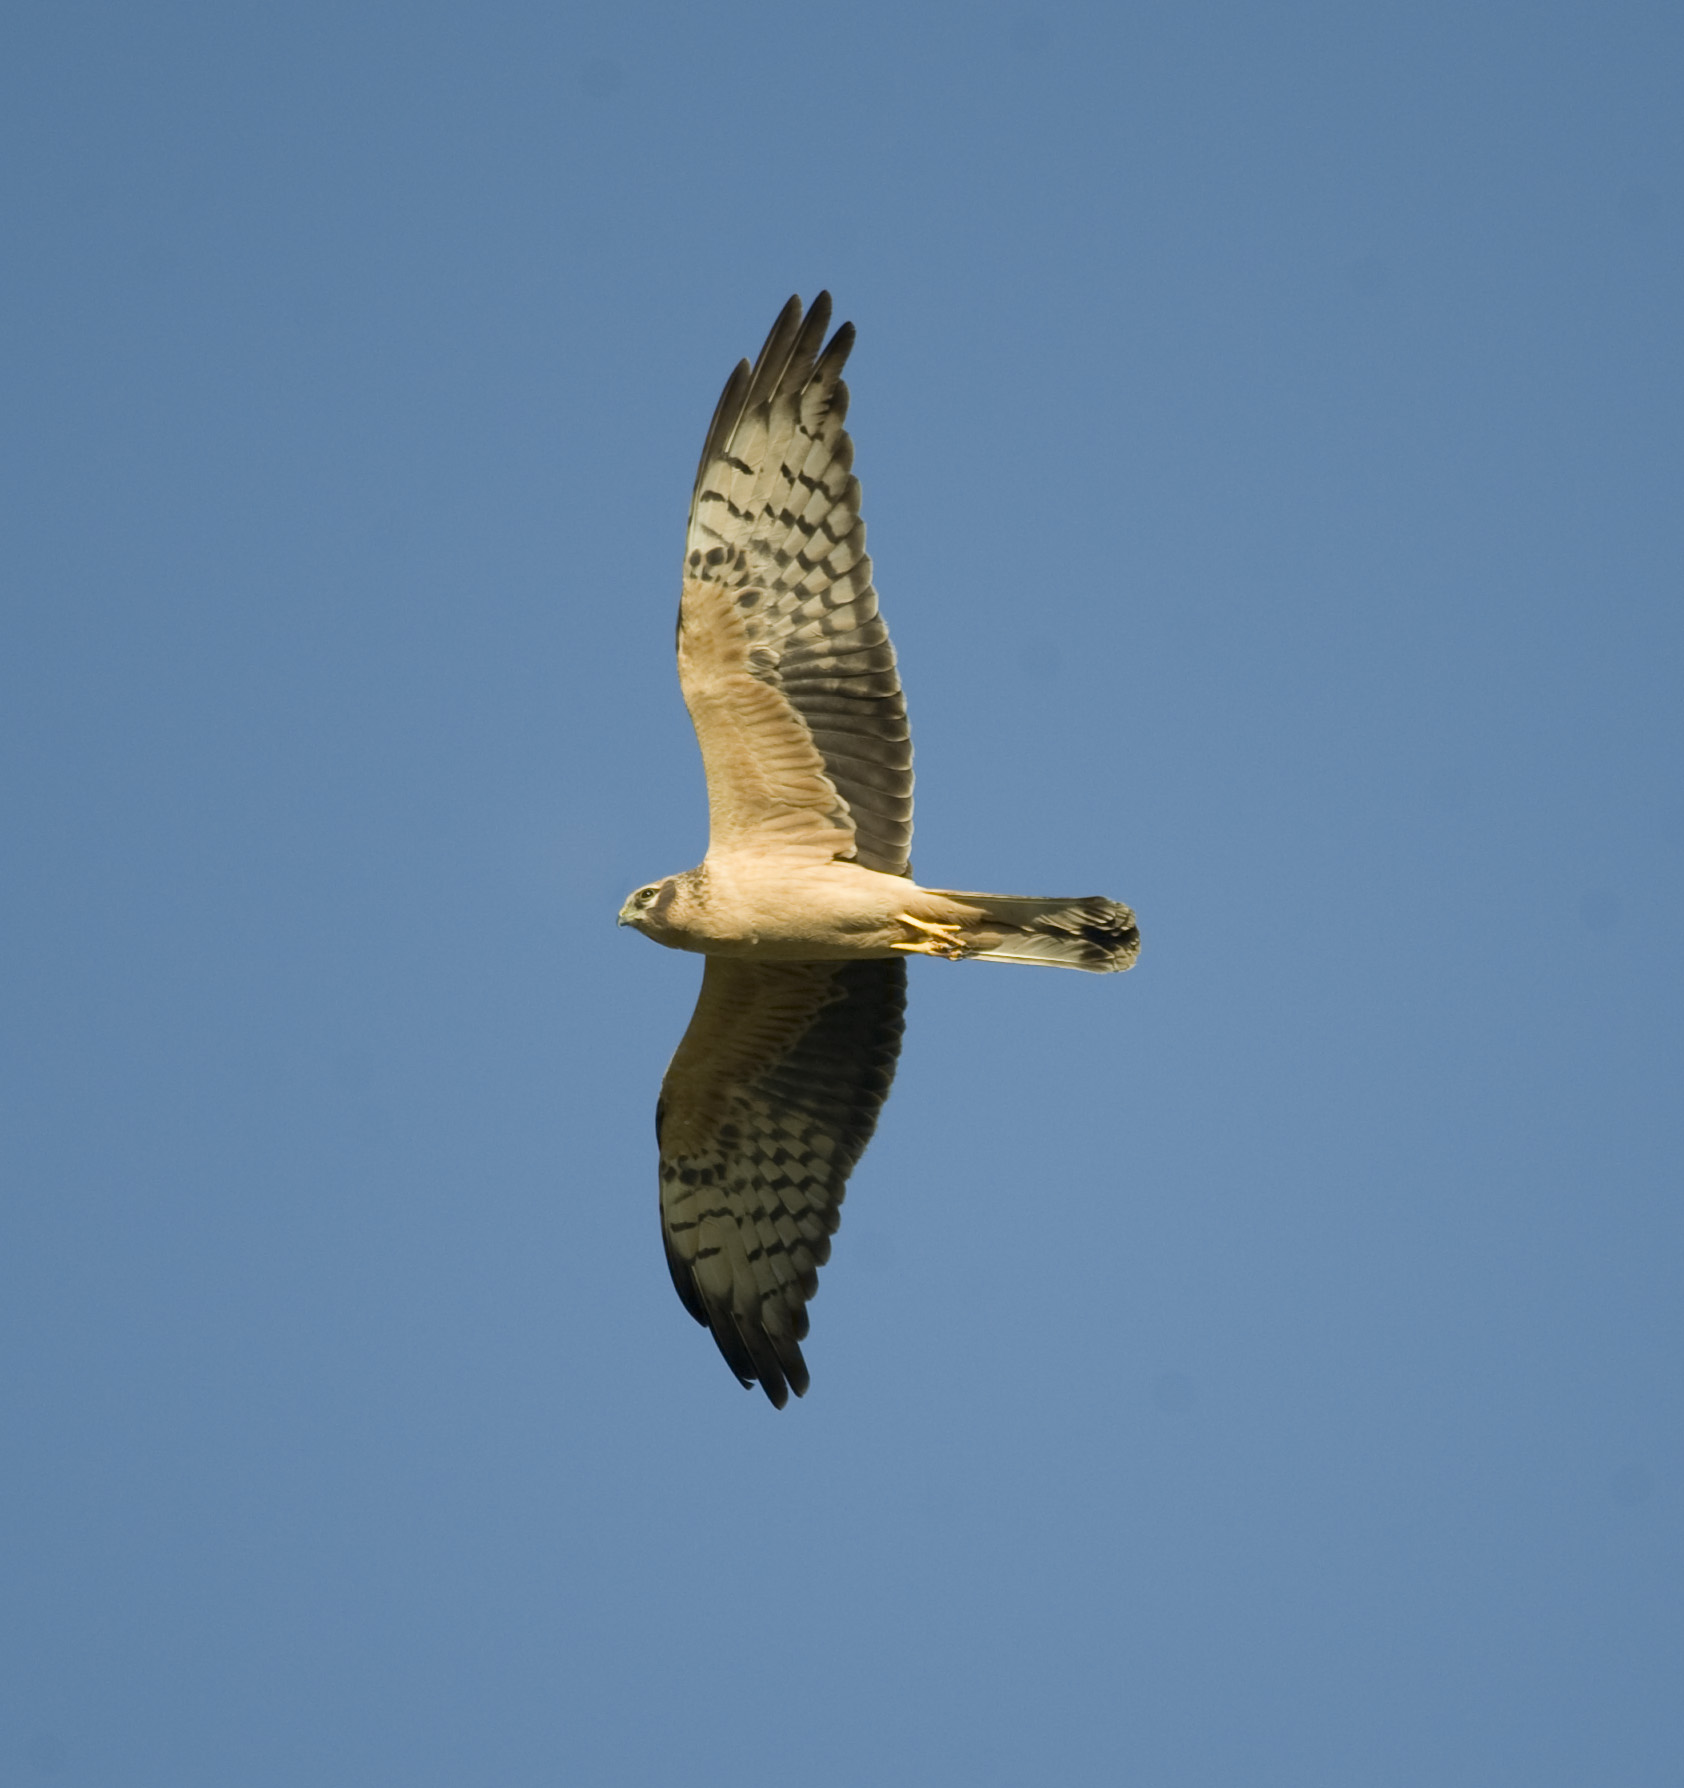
929,891,1141,973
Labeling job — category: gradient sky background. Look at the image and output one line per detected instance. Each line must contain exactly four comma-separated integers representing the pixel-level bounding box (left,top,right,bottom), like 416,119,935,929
3,3,1680,1784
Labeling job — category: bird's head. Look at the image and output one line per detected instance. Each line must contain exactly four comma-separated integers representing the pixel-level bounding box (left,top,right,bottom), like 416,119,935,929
617,879,673,936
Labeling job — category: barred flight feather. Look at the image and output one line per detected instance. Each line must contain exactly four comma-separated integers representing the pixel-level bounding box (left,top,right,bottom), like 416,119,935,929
683,293,914,878
658,958,906,1408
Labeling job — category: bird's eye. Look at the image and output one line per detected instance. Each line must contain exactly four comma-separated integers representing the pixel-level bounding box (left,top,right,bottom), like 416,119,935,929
637,886,658,906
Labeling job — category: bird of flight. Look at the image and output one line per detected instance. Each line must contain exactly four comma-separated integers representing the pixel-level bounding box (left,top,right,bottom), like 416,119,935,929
619,295,1139,1406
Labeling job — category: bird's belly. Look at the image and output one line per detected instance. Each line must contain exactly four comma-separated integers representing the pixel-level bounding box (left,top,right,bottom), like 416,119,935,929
684,859,912,959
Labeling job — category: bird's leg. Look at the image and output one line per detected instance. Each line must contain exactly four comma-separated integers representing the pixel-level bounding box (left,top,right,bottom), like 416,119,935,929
892,913,974,960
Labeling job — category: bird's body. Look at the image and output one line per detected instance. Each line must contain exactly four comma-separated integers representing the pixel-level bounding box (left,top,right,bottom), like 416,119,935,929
620,295,1139,1406
625,856,1137,968
625,855,919,961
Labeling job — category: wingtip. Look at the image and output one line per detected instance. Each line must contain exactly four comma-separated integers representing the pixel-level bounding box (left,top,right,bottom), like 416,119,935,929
753,1351,808,1409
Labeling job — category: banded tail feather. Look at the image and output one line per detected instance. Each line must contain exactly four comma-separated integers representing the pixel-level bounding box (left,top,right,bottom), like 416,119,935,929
929,891,1141,973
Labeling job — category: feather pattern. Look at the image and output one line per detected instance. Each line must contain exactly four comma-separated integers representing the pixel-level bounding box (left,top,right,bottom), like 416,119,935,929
682,293,913,877
657,957,906,1407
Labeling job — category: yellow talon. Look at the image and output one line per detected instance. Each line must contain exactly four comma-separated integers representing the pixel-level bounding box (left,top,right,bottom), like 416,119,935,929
892,913,972,960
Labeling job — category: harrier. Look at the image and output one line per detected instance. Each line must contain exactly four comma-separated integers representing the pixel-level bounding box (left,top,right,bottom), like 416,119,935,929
620,295,1139,1406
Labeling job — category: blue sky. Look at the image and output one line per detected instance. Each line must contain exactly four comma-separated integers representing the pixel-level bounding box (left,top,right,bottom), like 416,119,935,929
3,2,1680,1783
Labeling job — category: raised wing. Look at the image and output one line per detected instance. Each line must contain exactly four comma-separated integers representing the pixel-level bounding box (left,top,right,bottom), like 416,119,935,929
657,957,906,1406
680,293,913,876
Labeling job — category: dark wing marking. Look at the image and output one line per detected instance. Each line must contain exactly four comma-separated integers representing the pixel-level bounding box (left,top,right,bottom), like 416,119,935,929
683,293,914,877
657,956,906,1407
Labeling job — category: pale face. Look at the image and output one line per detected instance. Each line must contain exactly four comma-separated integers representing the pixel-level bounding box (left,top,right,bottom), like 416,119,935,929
616,883,665,931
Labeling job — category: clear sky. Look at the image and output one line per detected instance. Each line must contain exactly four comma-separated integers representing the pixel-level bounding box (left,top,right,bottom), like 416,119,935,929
3,2,1680,1783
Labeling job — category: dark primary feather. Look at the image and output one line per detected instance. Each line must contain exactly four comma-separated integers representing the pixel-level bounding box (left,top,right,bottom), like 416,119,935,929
685,293,914,877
